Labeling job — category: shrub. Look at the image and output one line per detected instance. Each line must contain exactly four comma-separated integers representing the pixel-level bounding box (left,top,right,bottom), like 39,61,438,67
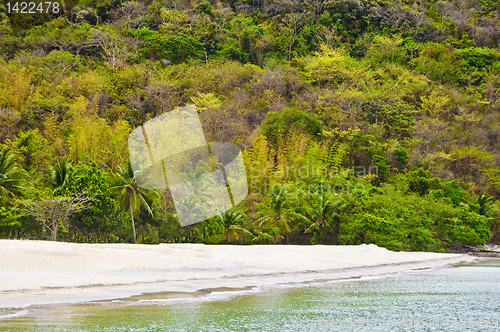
261,107,322,145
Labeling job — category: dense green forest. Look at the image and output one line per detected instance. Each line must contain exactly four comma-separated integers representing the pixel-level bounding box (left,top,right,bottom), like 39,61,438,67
0,0,499,250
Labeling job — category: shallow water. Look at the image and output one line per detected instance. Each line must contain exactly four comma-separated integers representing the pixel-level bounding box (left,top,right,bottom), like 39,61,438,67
1,259,499,331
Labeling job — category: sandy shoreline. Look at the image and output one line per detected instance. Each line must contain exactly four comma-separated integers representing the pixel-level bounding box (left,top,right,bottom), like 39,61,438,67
0,240,476,308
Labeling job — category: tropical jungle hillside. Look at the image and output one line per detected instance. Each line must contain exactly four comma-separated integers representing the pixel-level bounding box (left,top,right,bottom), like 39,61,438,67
1,0,500,250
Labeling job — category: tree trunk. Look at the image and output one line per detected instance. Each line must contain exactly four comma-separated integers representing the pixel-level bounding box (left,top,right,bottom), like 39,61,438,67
52,227,57,241
130,201,137,244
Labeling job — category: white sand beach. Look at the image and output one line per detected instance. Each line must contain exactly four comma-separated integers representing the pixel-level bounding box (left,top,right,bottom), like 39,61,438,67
0,240,476,308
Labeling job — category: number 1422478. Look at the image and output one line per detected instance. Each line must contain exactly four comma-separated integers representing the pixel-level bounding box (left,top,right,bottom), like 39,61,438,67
5,2,60,14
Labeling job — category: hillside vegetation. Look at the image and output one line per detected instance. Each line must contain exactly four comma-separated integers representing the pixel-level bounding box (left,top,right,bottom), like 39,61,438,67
1,0,500,250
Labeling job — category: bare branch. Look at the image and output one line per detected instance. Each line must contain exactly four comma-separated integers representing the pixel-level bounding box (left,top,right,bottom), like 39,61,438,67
18,193,95,241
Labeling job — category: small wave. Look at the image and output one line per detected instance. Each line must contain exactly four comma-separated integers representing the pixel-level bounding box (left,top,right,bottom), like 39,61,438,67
0,309,30,321
135,287,262,305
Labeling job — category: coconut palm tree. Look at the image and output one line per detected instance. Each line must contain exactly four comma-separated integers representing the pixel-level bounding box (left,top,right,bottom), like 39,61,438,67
45,156,80,191
0,146,31,199
255,185,307,233
183,165,215,204
220,209,253,243
175,194,206,226
110,160,158,244
252,229,284,244
477,194,493,217
305,196,346,233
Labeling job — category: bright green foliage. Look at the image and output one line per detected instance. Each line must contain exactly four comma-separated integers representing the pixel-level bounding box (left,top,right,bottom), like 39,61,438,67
219,209,252,243
304,196,346,234
0,203,22,235
134,28,165,59
0,0,499,248
365,35,407,65
440,213,491,245
110,161,158,244
340,185,438,250
304,46,364,87
255,185,308,233
456,47,500,70
252,227,284,244
0,200,41,239
66,96,131,172
323,141,348,168
45,157,74,189
5,129,54,176
0,146,31,199
56,162,127,242
432,180,468,207
134,28,204,63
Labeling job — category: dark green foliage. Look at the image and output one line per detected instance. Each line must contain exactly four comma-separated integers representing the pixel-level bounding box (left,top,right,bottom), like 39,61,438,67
55,162,127,241
45,157,73,189
412,43,465,83
407,168,432,196
164,34,205,64
441,180,467,207
456,47,500,70
134,29,204,64
372,155,389,183
476,194,493,217
261,107,322,145
0,146,31,199
0,0,499,249
77,0,122,21
393,148,409,165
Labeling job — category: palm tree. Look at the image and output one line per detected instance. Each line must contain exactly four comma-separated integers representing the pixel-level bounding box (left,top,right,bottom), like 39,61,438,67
110,161,158,244
477,194,493,217
251,229,284,244
305,196,346,233
220,209,253,243
175,194,206,226
183,165,215,204
136,205,162,243
45,156,79,191
0,146,31,199
255,185,307,233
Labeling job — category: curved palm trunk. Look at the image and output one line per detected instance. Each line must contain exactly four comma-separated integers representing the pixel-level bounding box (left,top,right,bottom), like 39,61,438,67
130,201,137,244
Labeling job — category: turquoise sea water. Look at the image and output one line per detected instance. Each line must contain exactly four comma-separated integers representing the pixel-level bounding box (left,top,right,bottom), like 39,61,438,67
1,258,499,331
